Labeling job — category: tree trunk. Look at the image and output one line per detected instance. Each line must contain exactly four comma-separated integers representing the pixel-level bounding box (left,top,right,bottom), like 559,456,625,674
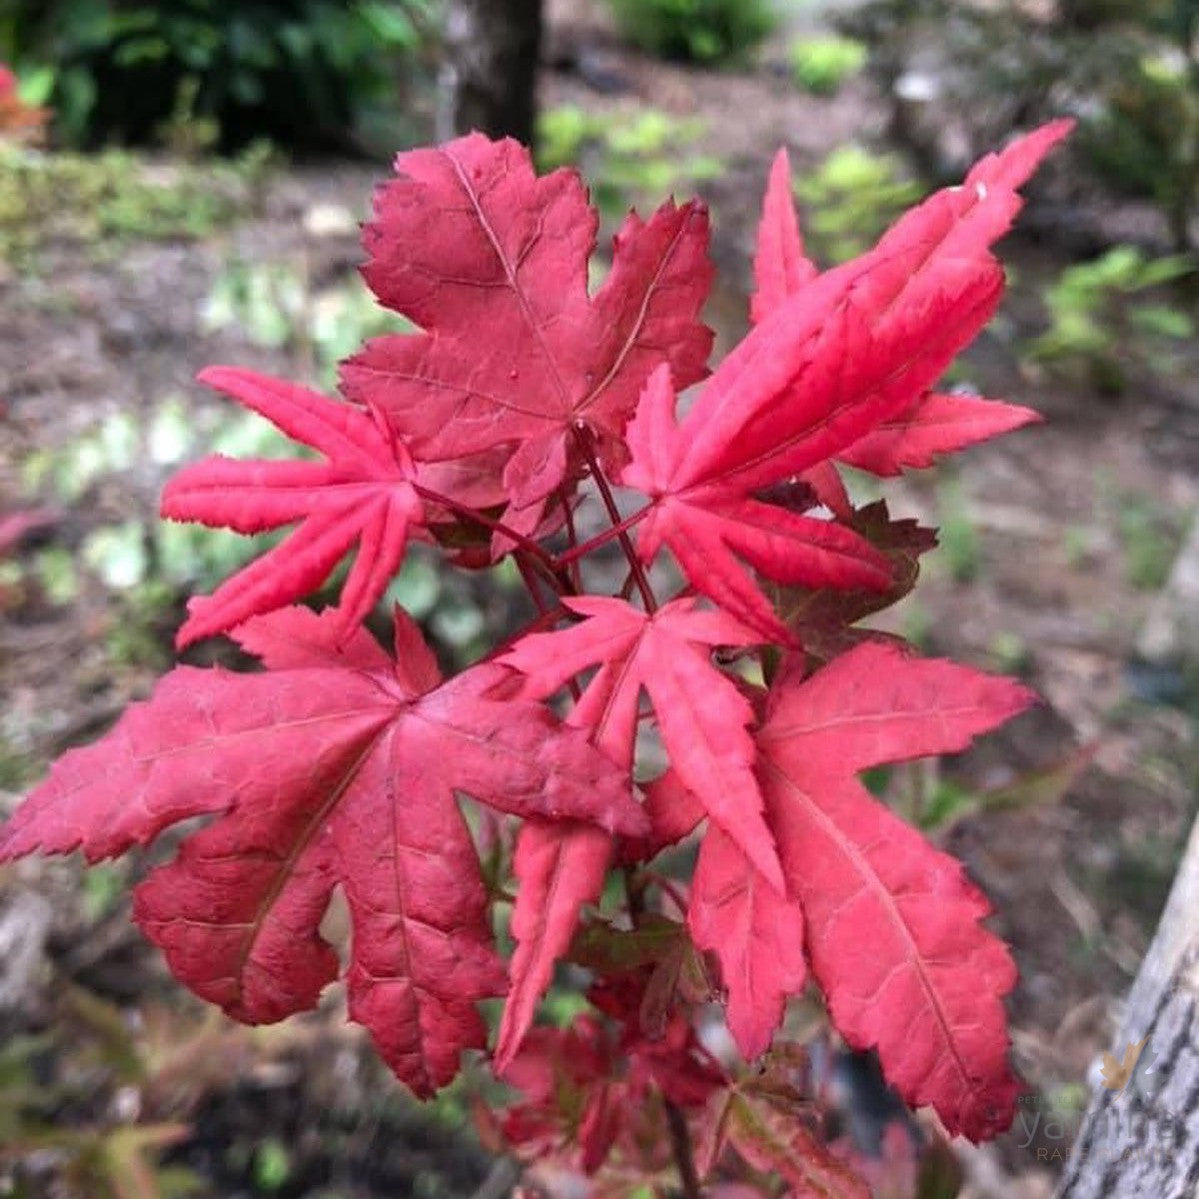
443,0,544,146
1055,816,1199,1198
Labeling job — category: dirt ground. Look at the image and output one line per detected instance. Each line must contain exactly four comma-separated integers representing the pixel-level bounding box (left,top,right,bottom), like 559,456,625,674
1,1,1196,1196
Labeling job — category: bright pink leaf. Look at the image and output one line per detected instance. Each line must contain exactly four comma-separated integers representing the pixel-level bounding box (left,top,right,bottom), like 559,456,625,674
836,390,1041,475
751,147,817,324
497,820,611,1072
0,607,645,1097
163,368,425,647
624,366,891,641
502,595,784,891
341,133,713,511
621,124,1069,635
689,824,808,1059
757,642,1035,1139
749,148,1045,482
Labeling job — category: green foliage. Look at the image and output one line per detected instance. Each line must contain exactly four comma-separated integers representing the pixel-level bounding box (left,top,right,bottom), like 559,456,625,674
906,745,1092,832
0,0,432,150
537,105,722,218
1029,245,1194,394
0,992,229,1199
1115,492,1187,590
789,35,867,96
935,478,981,583
989,631,1032,676
202,260,412,389
603,0,774,63
0,142,268,267
1081,45,1199,251
795,144,922,263
847,0,1199,249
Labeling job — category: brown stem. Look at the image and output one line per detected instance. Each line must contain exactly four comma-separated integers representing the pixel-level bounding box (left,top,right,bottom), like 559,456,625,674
556,504,652,568
665,1098,703,1199
570,426,657,612
413,482,566,590
557,487,583,591
514,551,552,617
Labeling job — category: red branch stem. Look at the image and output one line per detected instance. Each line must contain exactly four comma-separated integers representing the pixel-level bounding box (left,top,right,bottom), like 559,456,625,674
570,427,656,612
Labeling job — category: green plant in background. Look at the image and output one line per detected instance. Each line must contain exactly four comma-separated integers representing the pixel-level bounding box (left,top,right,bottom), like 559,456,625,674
1114,492,1188,590
1074,0,1199,253
0,992,234,1199
0,142,271,266
201,260,414,389
845,0,1199,251
603,0,775,63
537,105,722,218
1029,245,1194,394
935,477,982,583
795,144,922,262
790,34,868,96
0,0,433,151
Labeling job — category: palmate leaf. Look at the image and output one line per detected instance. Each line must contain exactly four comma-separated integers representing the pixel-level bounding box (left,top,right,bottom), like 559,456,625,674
502,596,784,890
162,368,426,647
495,596,783,1070
0,607,645,1097
753,149,1042,481
621,122,1071,639
623,365,891,640
701,642,1035,1140
689,824,808,1060
341,133,714,522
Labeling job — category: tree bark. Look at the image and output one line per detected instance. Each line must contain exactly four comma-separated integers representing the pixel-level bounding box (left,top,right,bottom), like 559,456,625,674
443,0,544,145
1055,816,1199,1198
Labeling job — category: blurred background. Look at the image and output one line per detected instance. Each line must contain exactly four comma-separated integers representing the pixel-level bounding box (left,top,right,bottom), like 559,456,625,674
0,1,1196,1196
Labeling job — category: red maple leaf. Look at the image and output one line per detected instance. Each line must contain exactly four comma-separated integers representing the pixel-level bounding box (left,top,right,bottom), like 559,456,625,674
494,596,784,1069
621,122,1071,638
502,976,724,1175
0,606,646,1097
692,641,1033,1140
162,368,427,647
689,823,808,1060
751,147,1042,485
622,365,892,641
501,596,783,890
341,133,713,518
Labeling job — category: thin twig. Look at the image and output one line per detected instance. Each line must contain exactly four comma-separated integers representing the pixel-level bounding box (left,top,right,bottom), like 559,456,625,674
570,426,656,611
556,504,652,567
665,1098,703,1199
413,482,565,588
557,486,583,591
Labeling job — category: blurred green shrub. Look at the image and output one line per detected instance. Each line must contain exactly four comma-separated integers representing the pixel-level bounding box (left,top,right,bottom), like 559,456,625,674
603,0,774,63
201,259,412,389
537,104,722,217
845,0,1199,250
1029,245,1194,394
790,34,867,96
1081,47,1199,252
795,144,922,262
0,141,269,265
0,0,432,150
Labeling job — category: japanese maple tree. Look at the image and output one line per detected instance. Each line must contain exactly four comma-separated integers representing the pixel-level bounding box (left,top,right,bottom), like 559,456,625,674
1,121,1071,1196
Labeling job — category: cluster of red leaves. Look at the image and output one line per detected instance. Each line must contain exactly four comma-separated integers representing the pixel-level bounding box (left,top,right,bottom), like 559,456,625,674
0,65,48,144
1,121,1070,1192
